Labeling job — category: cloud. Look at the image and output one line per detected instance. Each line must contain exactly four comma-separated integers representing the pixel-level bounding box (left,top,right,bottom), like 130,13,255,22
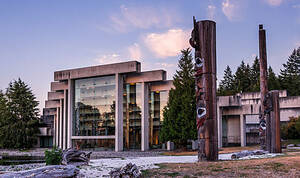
155,62,177,68
110,5,177,32
296,41,300,47
207,5,216,20
144,29,190,58
293,4,300,8
264,0,283,6
128,43,142,60
222,0,241,21
94,53,123,64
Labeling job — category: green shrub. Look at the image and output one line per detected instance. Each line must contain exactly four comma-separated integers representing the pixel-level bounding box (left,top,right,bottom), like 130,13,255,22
44,146,62,165
281,116,300,139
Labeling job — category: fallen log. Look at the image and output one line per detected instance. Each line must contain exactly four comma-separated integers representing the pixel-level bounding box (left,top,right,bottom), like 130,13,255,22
109,163,141,178
0,165,79,178
62,148,92,165
231,150,267,159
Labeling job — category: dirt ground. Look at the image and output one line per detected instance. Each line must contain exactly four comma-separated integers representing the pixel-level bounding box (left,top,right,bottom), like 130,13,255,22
144,150,300,177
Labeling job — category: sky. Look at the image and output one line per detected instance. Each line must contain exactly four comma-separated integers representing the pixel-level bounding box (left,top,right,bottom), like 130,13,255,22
0,0,300,113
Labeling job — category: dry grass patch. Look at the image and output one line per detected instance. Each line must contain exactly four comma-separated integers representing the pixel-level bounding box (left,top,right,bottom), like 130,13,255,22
144,151,300,177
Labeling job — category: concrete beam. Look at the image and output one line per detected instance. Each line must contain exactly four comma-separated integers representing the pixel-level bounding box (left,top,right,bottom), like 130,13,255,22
141,82,149,151
45,100,60,109
150,80,174,91
54,61,141,81
51,82,68,91
43,108,57,116
125,70,166,84
72,136,115,139
48,91,64,100
218,95,241,107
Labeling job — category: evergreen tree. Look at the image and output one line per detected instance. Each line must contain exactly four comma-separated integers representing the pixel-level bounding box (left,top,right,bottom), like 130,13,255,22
160,48,196,147
279,47,300,96
0,79,40,149
217,65,235,96
234,61,252,93
0,90,11,148
250,56,260,92
267,66,281,91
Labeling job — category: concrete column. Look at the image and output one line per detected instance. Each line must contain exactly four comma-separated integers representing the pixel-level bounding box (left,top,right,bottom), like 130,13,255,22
240,114,246,147
63,90,68,150
59,99,63,149
217,104,223,148
115,73,123,152
67,79,74,148
141,82,149,151
55,108,59,147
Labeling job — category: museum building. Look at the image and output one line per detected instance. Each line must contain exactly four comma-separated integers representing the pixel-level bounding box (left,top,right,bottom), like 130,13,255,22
43,61,173,151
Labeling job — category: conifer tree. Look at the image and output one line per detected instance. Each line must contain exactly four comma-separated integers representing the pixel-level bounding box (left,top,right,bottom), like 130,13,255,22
234,61,252,93
279,47,300,96
0,79,40,149
0,90,11,148
268,66,280,91
217,65,235,96
160,48,196,147
250,57,260,92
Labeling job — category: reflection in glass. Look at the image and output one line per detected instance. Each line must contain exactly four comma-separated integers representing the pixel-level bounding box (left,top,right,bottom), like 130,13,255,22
72,139,114,150
73,75,116,136
123,83,142,149
149,90,168,148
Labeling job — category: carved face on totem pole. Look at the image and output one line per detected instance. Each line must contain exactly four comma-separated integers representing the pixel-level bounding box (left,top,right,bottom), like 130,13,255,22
189,17,206,130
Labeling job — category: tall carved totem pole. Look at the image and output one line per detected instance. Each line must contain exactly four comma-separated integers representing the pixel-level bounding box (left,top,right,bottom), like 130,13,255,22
259,24,281,153
190,17,218,161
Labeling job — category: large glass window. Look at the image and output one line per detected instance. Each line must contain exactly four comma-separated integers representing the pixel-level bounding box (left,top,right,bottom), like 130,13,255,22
123,83,142,149
73,75,116,136
72,139,114,150
149,90,168,148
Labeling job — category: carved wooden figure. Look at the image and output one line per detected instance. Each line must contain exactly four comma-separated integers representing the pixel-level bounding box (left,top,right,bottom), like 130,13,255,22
190,17,218,161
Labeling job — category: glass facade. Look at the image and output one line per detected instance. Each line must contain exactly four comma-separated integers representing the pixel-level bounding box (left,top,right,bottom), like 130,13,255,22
123,83,142,149
149,90,168,148
72,139,115,150
73,75,116,136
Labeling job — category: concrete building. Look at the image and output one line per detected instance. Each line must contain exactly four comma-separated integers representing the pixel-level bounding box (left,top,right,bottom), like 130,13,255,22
37,109,55,148
217,90,300,148
43,61,173,151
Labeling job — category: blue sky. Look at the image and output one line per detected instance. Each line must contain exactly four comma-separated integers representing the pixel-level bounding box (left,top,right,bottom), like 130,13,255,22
0,0,300,112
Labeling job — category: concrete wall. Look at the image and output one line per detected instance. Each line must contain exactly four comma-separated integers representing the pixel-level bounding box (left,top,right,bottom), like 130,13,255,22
226,117,240,144
218,90,300,148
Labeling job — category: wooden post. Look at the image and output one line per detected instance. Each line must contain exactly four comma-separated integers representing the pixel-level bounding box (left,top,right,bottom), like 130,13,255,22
259,24,269,151
190,17,218,161
269,91,281,153
259,25,281,153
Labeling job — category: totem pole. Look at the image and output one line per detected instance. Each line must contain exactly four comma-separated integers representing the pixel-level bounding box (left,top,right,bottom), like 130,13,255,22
259,24,281,153
259,24,268,150
190,17,218,161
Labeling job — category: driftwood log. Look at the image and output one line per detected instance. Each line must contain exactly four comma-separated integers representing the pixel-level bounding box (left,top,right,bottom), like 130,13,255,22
0,165,79,178
231,150,267,159
109,163,141,178
62,148,92,165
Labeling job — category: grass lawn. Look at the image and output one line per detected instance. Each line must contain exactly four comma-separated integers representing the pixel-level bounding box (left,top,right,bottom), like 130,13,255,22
147,146,300,177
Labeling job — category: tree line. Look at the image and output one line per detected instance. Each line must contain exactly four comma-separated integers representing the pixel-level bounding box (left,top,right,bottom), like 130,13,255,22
0,79,40,149
218,47,300,96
